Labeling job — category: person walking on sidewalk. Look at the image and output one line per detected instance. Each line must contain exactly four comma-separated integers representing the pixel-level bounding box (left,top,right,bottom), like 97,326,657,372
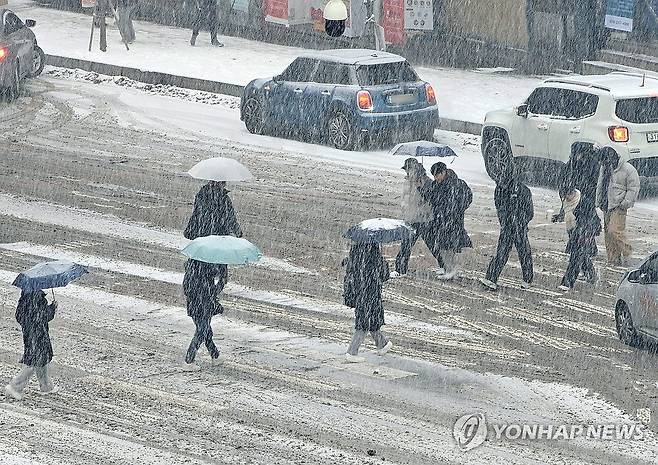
117,0,137,44
418,162,473,280
343,243,393,363
190,0,223,47
5,291,59,400
596,147,640,266
182,259,223,370
391,158,443,278
479,168,534,291
559,187,602,291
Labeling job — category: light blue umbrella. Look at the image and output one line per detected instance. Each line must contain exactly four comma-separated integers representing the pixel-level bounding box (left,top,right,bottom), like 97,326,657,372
182,235,262,265
13,260,88,292
390,141,457,163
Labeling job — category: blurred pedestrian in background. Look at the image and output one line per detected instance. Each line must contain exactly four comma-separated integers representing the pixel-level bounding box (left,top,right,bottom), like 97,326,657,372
190,0,223,47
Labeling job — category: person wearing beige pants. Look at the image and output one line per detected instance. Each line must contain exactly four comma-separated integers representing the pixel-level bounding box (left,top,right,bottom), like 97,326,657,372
596,147,640,266
604,208,632,265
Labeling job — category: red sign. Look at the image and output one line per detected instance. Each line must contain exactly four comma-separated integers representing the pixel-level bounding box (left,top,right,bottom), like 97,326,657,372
264,0,289,21
382,0,406,45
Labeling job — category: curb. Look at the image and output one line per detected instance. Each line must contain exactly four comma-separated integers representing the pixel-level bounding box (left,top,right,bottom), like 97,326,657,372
45,54,484,136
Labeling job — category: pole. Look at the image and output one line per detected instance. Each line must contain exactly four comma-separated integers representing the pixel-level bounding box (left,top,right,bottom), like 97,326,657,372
88,5,96,52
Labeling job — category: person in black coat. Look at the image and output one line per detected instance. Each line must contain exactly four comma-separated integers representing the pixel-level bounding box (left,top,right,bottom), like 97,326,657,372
343,243,392,362
559,192,602,290
553,142,600,223
190,0,223,47
183,259,223,370
480,168,534,290
5,291,58,400
418,162,473,280
184,181,242,240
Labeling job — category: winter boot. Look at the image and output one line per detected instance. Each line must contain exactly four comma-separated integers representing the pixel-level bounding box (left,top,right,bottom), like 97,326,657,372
344,353,365,363
520,281,532,289
190,32,198,46
211,35,224,47
38,385,60,396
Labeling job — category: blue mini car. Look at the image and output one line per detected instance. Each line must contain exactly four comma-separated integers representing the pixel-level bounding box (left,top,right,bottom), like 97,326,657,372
240,49,440,151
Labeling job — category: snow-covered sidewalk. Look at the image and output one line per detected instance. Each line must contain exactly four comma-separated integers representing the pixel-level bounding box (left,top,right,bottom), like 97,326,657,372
10,0,544,124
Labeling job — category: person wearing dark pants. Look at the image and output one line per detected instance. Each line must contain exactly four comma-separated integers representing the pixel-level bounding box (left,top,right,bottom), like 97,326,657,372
392,158,442,277
191,0,222,47
480,169,534,291
183,259,222,370
559,190,602,291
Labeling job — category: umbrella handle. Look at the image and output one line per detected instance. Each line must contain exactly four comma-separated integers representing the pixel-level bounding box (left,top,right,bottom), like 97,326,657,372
51,289,55,301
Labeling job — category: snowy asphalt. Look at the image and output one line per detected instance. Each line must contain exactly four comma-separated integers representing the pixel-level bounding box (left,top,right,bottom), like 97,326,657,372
0,74,658,464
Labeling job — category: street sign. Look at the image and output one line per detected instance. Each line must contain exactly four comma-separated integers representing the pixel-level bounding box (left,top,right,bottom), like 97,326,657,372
605,0,635,32
404,0,433,31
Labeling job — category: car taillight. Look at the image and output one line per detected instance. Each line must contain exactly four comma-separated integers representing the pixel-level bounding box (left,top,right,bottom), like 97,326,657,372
608,126,629,143
0,47,8,63
426,83,436,104
357,90,373,111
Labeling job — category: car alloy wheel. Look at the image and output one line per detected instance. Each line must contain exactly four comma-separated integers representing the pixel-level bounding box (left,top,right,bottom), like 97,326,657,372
31,46,45,77
484,137,513,182
615,303,640,347
328,112,353,150
7,63,20,102
243,97,264,134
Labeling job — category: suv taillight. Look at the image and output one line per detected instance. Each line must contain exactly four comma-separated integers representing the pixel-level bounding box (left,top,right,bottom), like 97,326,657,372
608,126,629,143
425,83,436,104
357,90,373,111
0,47,8,63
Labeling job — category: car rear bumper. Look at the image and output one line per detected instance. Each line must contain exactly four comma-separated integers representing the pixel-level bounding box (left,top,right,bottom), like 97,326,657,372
355,107,440,134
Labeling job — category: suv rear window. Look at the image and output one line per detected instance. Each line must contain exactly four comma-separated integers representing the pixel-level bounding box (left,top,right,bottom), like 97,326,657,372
357,62,418,86
526,88,598,119
616,97,658,124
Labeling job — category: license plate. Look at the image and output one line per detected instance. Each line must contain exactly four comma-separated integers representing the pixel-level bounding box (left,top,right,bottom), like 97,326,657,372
648,132,658,143
388,93,417,105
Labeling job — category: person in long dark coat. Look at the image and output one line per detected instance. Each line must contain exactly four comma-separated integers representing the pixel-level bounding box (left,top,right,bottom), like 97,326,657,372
190,0,223,47
117,0,137,44
559,191,602,290
184,181,242,240
183,259,223,370
418,162,473,280
5,291,58,400
480,168,534,291
343,243,392,362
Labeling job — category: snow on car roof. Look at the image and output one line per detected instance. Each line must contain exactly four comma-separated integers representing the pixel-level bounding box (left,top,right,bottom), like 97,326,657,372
299,49,405,66
544,72,658,99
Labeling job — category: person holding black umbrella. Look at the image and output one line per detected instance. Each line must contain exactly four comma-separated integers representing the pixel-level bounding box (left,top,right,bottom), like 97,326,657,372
5,290,59,400
343,243,393,362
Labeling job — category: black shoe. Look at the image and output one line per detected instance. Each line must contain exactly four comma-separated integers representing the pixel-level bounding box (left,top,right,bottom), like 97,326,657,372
211,39,224,47
190,34,197,46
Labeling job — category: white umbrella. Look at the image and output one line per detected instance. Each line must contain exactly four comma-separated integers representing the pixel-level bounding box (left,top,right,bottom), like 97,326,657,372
188,157,255,182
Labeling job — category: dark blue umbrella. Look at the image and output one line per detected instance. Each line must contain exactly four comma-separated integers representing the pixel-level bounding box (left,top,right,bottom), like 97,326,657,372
390,142,457,162
344,218,413,244
12,260,88,292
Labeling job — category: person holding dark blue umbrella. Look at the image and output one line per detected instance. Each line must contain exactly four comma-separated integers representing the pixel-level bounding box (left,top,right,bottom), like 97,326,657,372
5,260,87,400
5,290,59,401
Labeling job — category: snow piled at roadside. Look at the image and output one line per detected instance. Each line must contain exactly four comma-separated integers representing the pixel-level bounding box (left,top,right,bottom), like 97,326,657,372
45,66,241,110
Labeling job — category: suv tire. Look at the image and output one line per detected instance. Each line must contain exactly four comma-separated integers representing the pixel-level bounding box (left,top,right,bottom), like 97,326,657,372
484,135,513,183
243,97,265,135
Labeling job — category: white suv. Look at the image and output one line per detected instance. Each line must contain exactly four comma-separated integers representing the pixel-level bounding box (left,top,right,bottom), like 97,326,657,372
481,72,658,183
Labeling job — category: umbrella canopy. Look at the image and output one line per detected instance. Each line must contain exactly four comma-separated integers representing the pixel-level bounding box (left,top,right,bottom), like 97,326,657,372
344,218,413,244
188,157,255,182
182,235,262,265
390,141,457,160
13,260,88,292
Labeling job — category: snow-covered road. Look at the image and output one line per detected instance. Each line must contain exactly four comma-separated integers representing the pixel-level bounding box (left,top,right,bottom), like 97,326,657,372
0,73,657,464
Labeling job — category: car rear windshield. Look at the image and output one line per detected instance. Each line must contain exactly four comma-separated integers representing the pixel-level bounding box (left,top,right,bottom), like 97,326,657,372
357,62,419,86
616,97,658,124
